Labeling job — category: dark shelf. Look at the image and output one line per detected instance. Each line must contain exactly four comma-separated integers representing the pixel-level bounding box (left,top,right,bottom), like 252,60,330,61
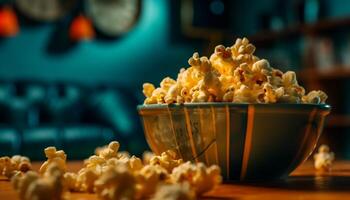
248,17,350,44
327,114,350,127
299,66,350,80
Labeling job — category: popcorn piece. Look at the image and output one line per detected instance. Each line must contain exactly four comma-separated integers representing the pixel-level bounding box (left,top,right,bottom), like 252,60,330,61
76,168,99,193
171,161,222,195
1,156,17,178
12,171,40,199
135,165,169,198
84,155,105,172
11,155,32,173
98,141,120,160
143,83,156,98
151,182,196,200
39,147,67,174
63,172,79,191
150,150,183,173
142,37,327,104
303,90,328,104
314,144,335,172
142,151,155,165
95,165,136,200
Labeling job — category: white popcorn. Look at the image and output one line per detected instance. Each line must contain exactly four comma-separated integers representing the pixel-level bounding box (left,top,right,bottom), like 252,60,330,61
39,147,67,174
142,37,327,104
151,183,196,200
171,161,222,195
7,141,222,200
12,163,66,200
314,144,335,172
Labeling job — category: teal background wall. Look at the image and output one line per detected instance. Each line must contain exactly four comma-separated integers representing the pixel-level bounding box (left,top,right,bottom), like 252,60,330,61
0,0,198,87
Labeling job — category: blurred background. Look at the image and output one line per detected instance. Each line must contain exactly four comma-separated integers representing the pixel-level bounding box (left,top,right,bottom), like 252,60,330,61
0,0,349,160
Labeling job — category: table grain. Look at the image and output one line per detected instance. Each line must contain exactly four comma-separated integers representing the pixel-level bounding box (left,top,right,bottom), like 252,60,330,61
1,160,349,200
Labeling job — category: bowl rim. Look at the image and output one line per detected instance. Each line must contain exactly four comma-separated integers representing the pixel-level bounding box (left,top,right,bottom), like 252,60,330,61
137,103,331,111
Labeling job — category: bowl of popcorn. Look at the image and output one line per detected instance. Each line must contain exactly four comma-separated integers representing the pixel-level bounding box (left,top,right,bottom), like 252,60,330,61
138,38,331,181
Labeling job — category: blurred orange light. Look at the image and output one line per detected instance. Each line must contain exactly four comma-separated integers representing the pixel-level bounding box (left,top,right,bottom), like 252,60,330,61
0,6,19,37
69,15,95,41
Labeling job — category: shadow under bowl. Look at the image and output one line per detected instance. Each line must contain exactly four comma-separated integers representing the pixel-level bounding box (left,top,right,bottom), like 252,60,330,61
138,103,331,181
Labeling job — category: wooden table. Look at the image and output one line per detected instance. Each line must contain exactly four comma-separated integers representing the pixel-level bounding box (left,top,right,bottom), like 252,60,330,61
1,160,349,200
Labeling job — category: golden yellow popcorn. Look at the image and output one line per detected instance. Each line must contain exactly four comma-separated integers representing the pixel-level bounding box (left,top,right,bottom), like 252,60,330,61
1,156,31,178
0,156,17,178
135,165,169,198
97,141,120,160
63,172,79,191
11,155,32,173
6,141,222,200
303,90,328,104
76,168,99,193
12,163,66,200
142,37,327,104
12,171,39,199
314,144,335,172
95,165,136,200
142,151,155,165
150,150,183,173
39,147,67,174
106,156,144,173
143,83,156,98
171,161,222,195
151,182,196,200
84,155,105,172
118,151,131,159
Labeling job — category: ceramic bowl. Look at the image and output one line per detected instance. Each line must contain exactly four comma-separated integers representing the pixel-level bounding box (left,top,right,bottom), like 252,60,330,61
138,103,331,181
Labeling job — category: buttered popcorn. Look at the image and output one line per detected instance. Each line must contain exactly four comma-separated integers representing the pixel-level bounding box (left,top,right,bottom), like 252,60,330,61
314,144,335,172
151,183,196,200
150,150,183,173
6,141,221,200
170,161,222,195
39,147,67,174
0,155,31,178
12,163,67,200
143,37,327,104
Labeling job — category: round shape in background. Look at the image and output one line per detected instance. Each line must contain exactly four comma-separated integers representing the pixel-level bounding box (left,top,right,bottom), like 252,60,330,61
15,0,77,22
85,0,141,37
138,103,331,181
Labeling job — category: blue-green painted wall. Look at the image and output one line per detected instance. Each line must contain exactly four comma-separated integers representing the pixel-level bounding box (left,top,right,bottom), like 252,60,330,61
0,0,197,87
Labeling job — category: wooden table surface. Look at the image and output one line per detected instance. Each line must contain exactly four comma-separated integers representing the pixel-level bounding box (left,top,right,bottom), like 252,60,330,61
1,160,349,200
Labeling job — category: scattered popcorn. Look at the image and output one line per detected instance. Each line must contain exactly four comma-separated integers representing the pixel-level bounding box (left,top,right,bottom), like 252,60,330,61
11,155,32,173
143,37,327,104
314,144,335,172
106,156,144,173
0,155,32,178
12,163,66,200
151,182,196,200
94,165,136,200
12,171,39,199
7,141,221,200
171,161,222,195
39,147,67,174
150,150,184,173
